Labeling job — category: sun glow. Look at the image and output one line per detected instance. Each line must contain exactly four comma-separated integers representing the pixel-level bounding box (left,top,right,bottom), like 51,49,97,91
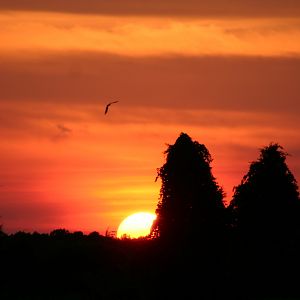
117,212,156,239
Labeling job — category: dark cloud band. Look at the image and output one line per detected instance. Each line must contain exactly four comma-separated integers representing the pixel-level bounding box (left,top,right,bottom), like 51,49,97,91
0,51,299,113
0,0,299,17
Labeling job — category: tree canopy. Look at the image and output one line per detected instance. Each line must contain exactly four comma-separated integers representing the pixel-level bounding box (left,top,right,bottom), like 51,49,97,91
151,133,225,240
228,143,300,240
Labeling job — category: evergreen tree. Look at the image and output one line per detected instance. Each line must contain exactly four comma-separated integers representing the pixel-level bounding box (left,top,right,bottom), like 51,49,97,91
228,143,300,241
151,133,225,240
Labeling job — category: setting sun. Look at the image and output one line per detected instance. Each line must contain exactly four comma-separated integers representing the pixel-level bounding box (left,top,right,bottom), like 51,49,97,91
117,212,156,239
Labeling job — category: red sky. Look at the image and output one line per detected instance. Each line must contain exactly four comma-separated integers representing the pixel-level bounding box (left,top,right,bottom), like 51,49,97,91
1,1,300,234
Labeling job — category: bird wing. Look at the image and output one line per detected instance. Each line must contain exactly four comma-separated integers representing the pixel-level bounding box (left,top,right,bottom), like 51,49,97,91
104,101,118,114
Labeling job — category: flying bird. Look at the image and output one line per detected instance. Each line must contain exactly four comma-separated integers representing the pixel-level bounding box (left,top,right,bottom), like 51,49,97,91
104,100,119,115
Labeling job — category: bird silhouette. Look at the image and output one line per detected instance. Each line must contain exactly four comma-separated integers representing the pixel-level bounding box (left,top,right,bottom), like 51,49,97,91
104,101,119,115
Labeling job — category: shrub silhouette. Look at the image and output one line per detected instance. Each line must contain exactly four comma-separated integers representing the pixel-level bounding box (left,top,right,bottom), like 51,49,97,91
0,223,6,238
50,228,70,238
228,143,300,242
151,133,225,240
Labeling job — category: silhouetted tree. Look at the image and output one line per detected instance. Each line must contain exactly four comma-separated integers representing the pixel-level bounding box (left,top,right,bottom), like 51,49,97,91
71,231,84,239
151,133,225,240
88,231,100,239
0,223,6,238
228,143,300,242
50,228,70,238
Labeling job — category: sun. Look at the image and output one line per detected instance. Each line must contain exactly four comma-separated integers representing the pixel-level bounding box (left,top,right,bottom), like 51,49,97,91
117,212,156,239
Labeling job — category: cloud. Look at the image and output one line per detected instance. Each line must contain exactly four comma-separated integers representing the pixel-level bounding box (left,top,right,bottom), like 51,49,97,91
56,124,72,134
0,52,299,114
53,123,72,141
0,0,299,17
1,13,300,57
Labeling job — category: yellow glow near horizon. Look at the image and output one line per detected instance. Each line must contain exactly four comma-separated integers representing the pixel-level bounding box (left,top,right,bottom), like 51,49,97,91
117,212,156,239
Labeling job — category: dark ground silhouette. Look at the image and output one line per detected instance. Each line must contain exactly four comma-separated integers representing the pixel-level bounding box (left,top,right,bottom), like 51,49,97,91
1,133,300,300
1,229,300,300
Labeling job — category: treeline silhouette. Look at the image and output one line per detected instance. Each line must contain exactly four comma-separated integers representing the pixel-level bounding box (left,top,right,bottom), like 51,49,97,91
1,132,300,300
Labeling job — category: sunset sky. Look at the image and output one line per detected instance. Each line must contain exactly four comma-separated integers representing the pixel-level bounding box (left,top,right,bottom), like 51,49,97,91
1,0,300,234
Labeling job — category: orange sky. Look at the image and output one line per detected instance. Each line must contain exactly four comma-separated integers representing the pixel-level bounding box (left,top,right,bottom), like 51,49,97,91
1,1,300,234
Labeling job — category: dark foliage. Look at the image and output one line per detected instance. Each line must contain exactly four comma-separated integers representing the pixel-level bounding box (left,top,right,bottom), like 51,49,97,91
0,229,233,300
228,143,300,241
151,132,225,240
227,143,300,299
1,227,300,300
